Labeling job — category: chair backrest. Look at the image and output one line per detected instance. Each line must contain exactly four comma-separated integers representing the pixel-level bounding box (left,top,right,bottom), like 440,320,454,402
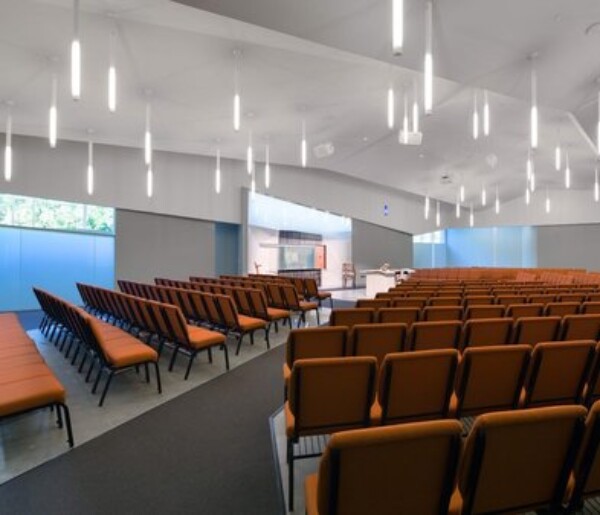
314,421,463,515
463,296,495,307
304,277,320,297
454,345,531,418
570,401,600,507
288,357,377,437
581,302,600,315
266,283,286,308
560,314,600,341
529,293,557,304
377,350,459,424
355,299,390,310
512,316,561,346
559,293,587,303
464,305,506,320
429,296,462,307
286,326,348,369
461,318,512,350
407,321,462,351
329,308,375,328
544,302,580,317
506,303,544,319
458,406,587,515
422,306,463,322
377,307,419,327
496,295,527,306
392,298,427,309
523,340,596,408
349,323,407,367
281,284,301,309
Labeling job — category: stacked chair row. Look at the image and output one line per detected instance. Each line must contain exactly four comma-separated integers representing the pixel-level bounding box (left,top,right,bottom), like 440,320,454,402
353,299,600,321
76,283,228,378
184,276,321,326
303,403,600,514
285,346,600,511
34,288,161,407
115,280,271,354
371,293,600,306
329,309,600,348
0,312,73,447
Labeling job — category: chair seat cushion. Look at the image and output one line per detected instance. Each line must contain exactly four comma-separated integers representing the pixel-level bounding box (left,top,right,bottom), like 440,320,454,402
102,337,158,367
238,315,267,331
0,364,54,386
0,375,66,417
267,307,290,320
187,326,226,349
299,301,319,311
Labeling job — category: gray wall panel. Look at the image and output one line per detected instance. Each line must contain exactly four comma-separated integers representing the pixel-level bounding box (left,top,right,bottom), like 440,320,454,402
351,219,413,286
116,209,215,284
536,224,600,271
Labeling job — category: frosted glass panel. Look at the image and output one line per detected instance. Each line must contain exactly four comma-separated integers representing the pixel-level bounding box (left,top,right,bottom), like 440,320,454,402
0,226,114,311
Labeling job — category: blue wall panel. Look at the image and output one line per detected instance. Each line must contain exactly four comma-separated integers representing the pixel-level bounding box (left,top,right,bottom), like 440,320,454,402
0,226,114,311
215,222,240,276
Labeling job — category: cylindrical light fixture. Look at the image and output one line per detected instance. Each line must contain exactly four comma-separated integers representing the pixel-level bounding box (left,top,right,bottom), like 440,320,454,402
233,50,241,132
469,204,474,227
265,144,271,189
392,0,403,55
530,59,538,149
71,0,81,100
144,103,152,166
108,30,117,113
301,120,307,168
595,167,599,203
412,80,419,133
545,189,551,214
481,184,486,206
424,195,430,220
435,201,440,227
472,90,479,140
555,144,561,171
247,131,253,175
565,152,571,189
215,148,221,194
4,111,12,182
483,90,490,136
401,91,409,144
87,140,94,195
387,87,395,130
460,184,465,203
495,187,500,214
49,74,57,148
146,166,153,198
525,186,531,205
424,0,433,115
455,196,461,219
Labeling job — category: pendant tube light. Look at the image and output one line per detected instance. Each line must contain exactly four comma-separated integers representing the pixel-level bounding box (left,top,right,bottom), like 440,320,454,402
565,152,571,189
483,90,490,136
495,187,500,214
247,131,253,175
215,148,221,194
265,144,271,189
530,170,536,192
424,0,433,115
555,144,561,171
460,184,465,203
71,0,81,100
301,120,307,168
144,103,152,166
481,184,486,206
472,90,479,140
435,201,440,227
233,50,241,132
545,189,551,214
530,58,538,150
108,30,116,113
87,140,94,196
49,74,58,148
469,204,474,227
597,90,600,156
595,167,599,202
525,187,531,205
146,166,153,198
251,168,256,198
412,80,419,133
392,0,403,55
4,110,12,182
455,195,461,219
401,91,409,144
387,87,395,130
424,195,430,220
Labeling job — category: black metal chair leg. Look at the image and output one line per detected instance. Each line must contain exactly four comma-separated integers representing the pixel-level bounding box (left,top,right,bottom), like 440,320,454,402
59,403,75,448
235,334,244,356
316,309,320,325
330,297,334,309
144,363,150,383
98,371,114,407
207,347,213,363
56,402,63,428
78,353,88,374
184,353,196,380
222,344,230,371
92,367,103,394
168,346,180,371
154,361,162,393
265,327,270,349
85,360,96,383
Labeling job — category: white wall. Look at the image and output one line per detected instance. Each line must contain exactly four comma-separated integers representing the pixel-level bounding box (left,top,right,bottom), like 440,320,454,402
1,133,451,235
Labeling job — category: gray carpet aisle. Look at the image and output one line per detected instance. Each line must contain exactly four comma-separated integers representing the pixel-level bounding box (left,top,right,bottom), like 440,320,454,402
0,342,286,515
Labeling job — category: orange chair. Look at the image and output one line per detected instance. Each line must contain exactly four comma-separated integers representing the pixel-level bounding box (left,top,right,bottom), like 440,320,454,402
304,421,462,515
355,298,390,310
544,302,581,317
460,318,512,350
505,303,544,319
429,296,462,307
406,321,462,351
560,314,600,341
377,307,420,327
464,304,506,320
511,316,561,346
329,308,375,328
349,323,406,367
422,306,463,322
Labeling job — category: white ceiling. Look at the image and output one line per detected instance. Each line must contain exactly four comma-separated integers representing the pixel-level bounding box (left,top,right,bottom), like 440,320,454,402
2,0,600,209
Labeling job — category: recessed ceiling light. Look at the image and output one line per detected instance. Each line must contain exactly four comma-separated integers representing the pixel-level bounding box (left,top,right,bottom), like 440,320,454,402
362,136,369,142
419,153,425,159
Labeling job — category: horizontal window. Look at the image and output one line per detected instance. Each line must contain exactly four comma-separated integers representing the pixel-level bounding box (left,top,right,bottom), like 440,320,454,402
0,193,115,235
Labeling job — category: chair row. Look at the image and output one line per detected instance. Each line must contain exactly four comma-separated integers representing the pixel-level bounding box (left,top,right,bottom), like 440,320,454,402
373,292,600,305
34,288,161,407
286,348,600,511
330,309,600,346
76,283,229,377
0,312,73,447
304,403,600,514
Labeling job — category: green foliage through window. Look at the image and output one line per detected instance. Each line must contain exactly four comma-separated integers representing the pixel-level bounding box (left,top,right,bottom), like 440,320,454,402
0,194,115,234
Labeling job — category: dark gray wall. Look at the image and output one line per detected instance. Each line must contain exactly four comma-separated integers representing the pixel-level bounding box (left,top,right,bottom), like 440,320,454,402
352,219,413,286
215,222,241,276
116,209,215,284
536,224,600,271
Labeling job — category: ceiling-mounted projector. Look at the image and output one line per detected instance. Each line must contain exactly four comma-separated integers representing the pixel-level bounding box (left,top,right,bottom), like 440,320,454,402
398,131,423,145
313,142,335,159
